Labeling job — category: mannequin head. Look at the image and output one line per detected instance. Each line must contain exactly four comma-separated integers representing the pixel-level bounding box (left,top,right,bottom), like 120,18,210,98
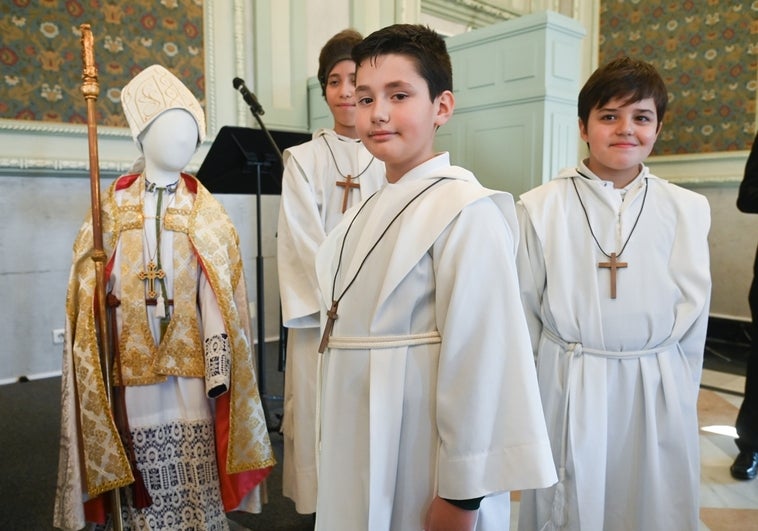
121,64,206,168
140,109,198,185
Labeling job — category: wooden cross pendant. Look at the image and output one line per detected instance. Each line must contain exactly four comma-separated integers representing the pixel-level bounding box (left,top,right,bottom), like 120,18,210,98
318,300,339,353
138,261,166,299
336,175,360,213
598,252,627,299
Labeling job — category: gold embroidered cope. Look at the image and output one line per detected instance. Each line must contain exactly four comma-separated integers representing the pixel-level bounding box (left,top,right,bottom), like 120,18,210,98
61,173,275,498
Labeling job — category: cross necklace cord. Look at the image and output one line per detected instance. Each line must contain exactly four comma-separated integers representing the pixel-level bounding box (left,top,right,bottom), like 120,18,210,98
572,171,648,299
318,177,448,353
322,135,376,213
139,178,178,336
138,187,166,300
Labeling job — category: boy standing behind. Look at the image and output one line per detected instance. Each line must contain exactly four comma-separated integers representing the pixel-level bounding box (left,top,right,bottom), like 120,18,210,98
516,57,711,530
314,24,556,531
277,29,386,515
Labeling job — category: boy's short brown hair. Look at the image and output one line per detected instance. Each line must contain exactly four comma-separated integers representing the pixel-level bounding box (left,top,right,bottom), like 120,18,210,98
351,24,452,101
578,57,668,127
318,29,363,97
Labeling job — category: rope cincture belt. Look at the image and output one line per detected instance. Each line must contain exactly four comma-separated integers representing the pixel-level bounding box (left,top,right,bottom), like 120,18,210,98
540,326,674,529
327,331,441,350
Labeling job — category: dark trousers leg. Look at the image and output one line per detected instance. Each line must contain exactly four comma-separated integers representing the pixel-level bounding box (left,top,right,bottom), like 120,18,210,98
736,256,758,452
736,340,758,452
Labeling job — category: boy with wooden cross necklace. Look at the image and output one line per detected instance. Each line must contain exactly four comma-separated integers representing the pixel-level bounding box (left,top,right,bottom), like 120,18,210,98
516,57,712,531
314,23,556,531
276,29,386,517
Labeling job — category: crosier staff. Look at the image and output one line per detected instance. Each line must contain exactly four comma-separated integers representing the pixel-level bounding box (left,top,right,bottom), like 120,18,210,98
79,23,124,531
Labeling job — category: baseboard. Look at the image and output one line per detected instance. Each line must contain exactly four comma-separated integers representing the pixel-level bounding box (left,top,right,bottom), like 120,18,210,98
707,315,753,347
0,370,62,386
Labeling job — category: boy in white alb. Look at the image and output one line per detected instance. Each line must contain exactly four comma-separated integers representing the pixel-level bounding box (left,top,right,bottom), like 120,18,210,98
314,24,556,531
516,57,711,531
276,29,386,515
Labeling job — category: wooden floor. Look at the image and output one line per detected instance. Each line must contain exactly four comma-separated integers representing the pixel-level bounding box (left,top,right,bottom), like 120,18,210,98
263,359,758,530
506,368,758,531
695,368,758,530
1,356,756,530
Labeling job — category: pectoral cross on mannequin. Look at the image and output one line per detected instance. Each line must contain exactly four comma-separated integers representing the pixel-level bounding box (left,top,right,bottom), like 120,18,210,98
336,175,360,213
598,252,627,299
318,300,339,353
138,261,166,299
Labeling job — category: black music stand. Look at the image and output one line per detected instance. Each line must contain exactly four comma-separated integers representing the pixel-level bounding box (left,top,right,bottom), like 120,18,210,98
196,126,310,426
197,126,311,194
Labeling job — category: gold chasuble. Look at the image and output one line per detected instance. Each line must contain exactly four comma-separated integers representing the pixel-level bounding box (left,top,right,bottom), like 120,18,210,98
113,174,205,385
55,173,274,528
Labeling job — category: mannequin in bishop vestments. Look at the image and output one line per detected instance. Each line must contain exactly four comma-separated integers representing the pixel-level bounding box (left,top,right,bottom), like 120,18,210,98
276,29,386,515
54,65,274,531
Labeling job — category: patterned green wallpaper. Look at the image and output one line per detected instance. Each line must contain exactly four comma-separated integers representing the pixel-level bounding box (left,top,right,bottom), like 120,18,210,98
0,0,205,128
2,1,755,156
599,0,756,155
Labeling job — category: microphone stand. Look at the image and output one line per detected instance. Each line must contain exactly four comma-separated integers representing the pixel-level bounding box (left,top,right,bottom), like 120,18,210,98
240,89,285,432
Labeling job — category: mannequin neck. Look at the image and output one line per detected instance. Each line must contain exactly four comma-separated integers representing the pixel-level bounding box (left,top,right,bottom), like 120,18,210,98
144,163,181,188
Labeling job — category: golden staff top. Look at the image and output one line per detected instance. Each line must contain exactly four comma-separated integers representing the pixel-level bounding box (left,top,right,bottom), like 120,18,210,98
79,23,106,255
80,24,99,100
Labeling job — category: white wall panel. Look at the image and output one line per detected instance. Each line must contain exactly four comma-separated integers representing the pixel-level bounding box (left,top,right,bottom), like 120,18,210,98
443,11,585,197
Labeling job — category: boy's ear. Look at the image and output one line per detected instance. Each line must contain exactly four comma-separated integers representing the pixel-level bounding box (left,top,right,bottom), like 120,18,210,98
434,90,455,128
578,117,589,142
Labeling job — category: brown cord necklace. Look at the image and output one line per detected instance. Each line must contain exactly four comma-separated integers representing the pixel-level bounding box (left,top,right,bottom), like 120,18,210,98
572,171,648,299
323,135,376,212
318,177,448,352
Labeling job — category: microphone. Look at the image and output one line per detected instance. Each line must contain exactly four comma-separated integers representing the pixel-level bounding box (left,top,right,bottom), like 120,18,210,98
233,77,265,115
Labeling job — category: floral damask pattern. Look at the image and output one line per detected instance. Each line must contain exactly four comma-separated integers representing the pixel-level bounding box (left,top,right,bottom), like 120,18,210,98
600,0,757,155
0,0,204,128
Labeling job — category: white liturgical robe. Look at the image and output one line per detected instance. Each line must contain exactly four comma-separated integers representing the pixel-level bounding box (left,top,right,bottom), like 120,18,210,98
277,128,385,513
314,154,556,531
516,162,711,531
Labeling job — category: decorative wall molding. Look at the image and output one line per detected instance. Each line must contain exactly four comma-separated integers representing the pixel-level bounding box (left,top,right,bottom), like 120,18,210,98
647,151,749,186
233,0,249,127
422,0,522,28
0,157,131,177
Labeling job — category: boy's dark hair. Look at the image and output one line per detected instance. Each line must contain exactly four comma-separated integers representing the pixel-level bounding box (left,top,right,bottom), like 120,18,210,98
351,24,452,101
578,57,668,127
318,29,363,97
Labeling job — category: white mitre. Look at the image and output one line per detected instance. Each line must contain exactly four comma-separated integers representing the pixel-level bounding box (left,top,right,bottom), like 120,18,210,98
120,64,206,150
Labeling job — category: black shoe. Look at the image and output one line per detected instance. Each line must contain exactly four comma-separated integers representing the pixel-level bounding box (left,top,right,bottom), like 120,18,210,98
730,450,758,480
